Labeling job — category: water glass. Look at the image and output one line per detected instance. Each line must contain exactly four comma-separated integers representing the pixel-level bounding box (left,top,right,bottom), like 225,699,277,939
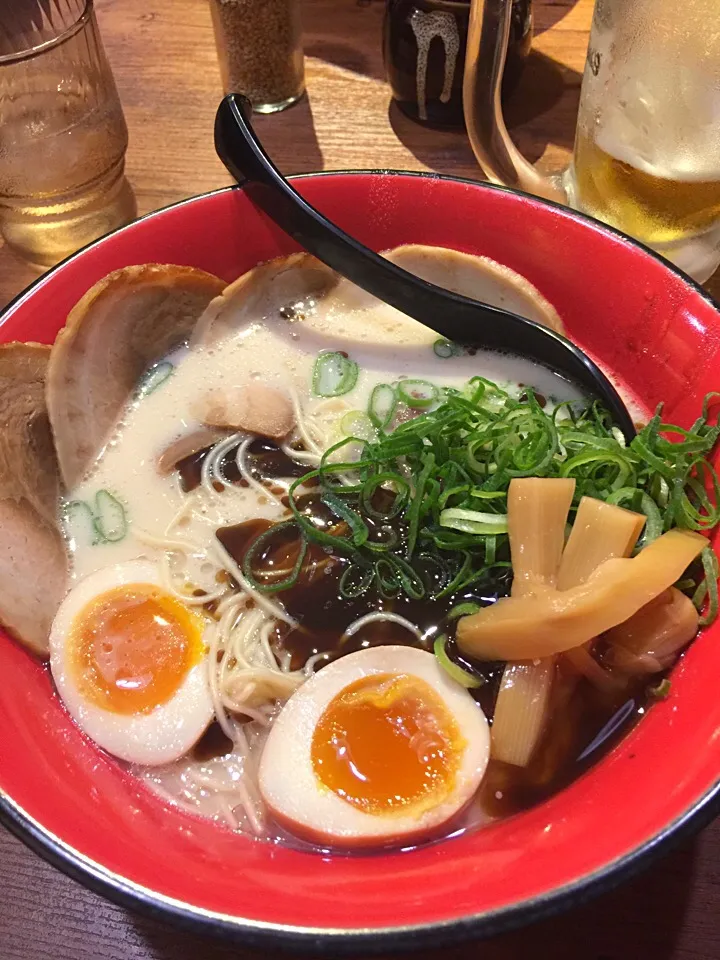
0,0,136,267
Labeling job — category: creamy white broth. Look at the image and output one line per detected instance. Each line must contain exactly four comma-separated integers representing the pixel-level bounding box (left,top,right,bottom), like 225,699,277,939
57,301,598,847
63,312,582,581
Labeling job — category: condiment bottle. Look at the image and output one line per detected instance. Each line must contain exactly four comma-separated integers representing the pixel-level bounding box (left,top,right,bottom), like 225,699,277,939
209,0,305,114
383,0,532,127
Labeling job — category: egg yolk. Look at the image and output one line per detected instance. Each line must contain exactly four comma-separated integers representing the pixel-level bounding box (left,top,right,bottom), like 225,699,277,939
311,673,465,816
68,584,204,715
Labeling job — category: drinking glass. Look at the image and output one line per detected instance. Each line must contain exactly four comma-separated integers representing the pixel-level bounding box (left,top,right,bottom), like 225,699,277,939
463,0,720,282
0,0,136,267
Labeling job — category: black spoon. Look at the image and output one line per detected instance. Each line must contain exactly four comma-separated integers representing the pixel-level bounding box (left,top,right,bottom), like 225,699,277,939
214,93,635,442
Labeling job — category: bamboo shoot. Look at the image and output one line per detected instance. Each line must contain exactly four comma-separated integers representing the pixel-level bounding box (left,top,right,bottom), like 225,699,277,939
491,659,556,766
557,497,646,591
456,529,706,661
508,478,575,597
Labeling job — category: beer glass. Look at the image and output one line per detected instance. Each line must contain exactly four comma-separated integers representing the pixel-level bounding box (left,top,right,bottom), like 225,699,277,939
0,0,136,267
463,0,720,282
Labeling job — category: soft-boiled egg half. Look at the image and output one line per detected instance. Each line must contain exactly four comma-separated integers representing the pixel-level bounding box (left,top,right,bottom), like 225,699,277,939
50,559,214,765
259,645,490,848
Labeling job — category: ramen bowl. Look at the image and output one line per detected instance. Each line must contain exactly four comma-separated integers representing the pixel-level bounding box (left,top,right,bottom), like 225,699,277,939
1,173,719,951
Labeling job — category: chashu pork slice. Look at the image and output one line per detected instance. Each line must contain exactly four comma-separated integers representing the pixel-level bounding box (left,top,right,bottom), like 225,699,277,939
0,343,60,526
46,263,225,489
0,343,65,656
192,252,338,347
193,244,563,348
0,499,66,656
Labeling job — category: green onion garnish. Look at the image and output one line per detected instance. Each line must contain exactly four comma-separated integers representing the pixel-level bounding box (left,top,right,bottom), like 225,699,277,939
397,379,438,409
312,352,358,397
433,339,457,359
244,368,720,616
63,500,101,547
447,602,482,620
368,383,397,429
241,520,309,593
440,508,509,536
137,361,173,398
340,411,376,442
693,545,719,626
649,678,672,699
93,490,128,543
433,635,484,688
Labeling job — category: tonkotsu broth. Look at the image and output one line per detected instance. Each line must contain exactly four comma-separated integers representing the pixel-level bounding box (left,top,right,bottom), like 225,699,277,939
65,318,581,582
59,298,647,849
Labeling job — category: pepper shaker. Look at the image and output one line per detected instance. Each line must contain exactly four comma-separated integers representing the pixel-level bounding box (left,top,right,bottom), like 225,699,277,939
209,0,305,113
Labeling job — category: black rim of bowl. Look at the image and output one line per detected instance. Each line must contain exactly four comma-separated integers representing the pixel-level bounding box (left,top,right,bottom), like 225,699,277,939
1,171,719,954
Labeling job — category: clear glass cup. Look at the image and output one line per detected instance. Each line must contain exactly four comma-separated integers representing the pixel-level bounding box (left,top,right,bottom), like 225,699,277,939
0,0,136,267
463,0,720,283
564,0,720,282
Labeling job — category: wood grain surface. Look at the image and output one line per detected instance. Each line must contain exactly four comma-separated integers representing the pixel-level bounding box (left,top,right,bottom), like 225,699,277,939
1,1,719,959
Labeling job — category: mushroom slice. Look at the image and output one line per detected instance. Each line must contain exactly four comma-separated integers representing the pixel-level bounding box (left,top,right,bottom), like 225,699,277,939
192,253,338,346
0,499,66,657
47,264,226,489
157,427,232,477
0,342,60,526
196,384,295,440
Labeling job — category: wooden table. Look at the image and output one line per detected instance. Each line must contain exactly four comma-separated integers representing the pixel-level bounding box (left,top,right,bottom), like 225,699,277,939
1,1,719,958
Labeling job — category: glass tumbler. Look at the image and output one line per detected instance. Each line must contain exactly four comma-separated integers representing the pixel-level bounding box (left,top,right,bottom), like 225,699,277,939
0,0,136,267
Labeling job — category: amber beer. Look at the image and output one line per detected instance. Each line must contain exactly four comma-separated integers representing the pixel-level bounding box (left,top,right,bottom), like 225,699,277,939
563,0,720,279
572,130,720,246
0,1,135,267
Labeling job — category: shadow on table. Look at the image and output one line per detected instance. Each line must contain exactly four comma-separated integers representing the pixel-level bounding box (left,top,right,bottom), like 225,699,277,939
304,37,385,82
252,94,325,175
302,0,386,83
534,0,583,37
387,101,480,178
131,838,697,960
0,243,45,310
504,50,581,162
388,50,581,176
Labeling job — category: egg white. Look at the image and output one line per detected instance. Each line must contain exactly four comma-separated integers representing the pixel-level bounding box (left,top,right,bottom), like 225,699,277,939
49,559,214,766
258,645,490,848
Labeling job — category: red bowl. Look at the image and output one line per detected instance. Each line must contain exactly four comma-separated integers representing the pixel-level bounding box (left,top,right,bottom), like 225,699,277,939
1,173,720,952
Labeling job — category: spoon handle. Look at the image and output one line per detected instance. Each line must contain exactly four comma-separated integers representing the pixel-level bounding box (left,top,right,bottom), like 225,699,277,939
215,95,517,335
214,93,635,442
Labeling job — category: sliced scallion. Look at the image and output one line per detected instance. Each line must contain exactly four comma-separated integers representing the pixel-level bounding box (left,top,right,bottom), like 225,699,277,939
339,564,374,599
693,545,719,626
312,352,358,397
137,361,173,398
93,490,128,543
433,635,484,688
241,520,308,593
433,339,456,359
368,383,397,429
340,411,376,442
397,379,438,409
439,508,509,536
447,602,482,620
649,678,672,699
64,500,100,547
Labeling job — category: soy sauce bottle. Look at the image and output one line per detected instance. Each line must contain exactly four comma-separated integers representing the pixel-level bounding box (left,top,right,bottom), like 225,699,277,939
383,0,532,127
